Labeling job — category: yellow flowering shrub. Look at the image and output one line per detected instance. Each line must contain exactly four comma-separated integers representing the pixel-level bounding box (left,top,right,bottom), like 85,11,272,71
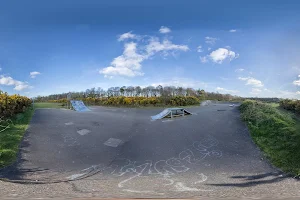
47,96,199,107
0,92,32,118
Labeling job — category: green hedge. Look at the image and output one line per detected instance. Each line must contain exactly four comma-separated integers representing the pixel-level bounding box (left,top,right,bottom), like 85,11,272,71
240,100,300,175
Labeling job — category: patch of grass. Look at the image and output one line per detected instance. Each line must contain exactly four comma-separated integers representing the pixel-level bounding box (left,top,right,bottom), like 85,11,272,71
34,102,64,109
0,102,66,168
0,107,34,168
240,100,300,176
268,102,280,108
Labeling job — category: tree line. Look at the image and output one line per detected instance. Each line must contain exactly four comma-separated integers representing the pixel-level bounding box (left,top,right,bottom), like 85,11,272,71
35,85,243,102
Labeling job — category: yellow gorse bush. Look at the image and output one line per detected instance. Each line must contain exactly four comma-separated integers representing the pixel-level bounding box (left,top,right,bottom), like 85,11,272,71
280,99,300,114
0,92,32,118
49,96,200,107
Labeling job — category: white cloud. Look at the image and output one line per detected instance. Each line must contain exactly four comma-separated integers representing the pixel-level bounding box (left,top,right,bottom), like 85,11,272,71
14,84,30,91
197,45,203,53
150,77,207,88
216,87,239,94
30,71,41,78
235,68,244,72
118,31,138,41
209,48,239,64
100,37,189,78
250,88,262,95
220,77,229,81
296,91,300,95
0,75,31,91
100,42,145,77
238,77,264,87
146,38,189,56
0,76,18,85
293,80,300,86
200,56,208,63
205,37,218,45
229,29,237,33
298,75,300,78
159,26,171,34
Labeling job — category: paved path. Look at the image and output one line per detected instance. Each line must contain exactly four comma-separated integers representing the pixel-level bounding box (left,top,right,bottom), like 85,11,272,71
0,104,299,199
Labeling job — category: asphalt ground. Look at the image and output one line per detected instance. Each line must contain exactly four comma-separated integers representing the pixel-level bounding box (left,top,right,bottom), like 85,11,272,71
1,103,299,199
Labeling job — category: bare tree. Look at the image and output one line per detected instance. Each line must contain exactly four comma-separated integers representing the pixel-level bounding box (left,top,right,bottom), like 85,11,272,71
120,86,126,96
125,86,134,97
135,86,142,97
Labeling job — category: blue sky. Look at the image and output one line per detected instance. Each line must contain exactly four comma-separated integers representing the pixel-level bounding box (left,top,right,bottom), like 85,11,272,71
0,0,300,98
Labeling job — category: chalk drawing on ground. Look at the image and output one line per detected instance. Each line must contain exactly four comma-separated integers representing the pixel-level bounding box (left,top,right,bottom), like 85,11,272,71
194,173,208,184
122,189,165,195
67,136,222,193
174,182,212,192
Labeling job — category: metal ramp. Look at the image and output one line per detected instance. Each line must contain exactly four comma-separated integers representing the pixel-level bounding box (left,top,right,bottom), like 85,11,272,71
70,100,90,112
151,108,192,120
200,100,212,106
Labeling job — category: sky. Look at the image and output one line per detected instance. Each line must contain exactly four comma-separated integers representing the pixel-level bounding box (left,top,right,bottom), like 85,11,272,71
0,0,300,99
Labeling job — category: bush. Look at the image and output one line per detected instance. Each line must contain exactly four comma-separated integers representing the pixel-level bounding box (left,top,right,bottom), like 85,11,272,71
0,92,32,118
240,100,300,175
48,96,200,107
280,99,300,114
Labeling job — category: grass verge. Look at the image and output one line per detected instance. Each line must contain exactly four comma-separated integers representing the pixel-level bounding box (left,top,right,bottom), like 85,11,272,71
240,100,300,176
0,102,66,168
0,107,34,168
34,102,64,109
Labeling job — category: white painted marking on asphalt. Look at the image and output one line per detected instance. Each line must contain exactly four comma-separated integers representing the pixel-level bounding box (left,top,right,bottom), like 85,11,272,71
77,129,91,135
65,122,74,125
104,138,123,147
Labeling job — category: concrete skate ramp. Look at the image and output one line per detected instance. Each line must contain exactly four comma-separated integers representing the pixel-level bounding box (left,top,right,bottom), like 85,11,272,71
70,100,90,112
201,100,212,106
151,107,192,120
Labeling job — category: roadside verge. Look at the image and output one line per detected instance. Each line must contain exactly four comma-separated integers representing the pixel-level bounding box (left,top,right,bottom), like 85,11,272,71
240,100,300,176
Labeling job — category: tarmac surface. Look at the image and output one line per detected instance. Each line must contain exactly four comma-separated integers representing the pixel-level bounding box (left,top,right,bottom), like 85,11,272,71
0,103,299,199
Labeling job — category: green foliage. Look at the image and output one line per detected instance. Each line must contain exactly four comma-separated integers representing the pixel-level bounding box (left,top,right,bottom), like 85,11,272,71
33,102,65,109
0,108,34,167
240,100,300,176
280,99,300,114
49,96,200,107
0,93,32,118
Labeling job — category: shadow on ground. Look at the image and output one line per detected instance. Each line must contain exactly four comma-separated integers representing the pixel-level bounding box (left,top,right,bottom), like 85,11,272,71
207,172,297,187
0,130,50,181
